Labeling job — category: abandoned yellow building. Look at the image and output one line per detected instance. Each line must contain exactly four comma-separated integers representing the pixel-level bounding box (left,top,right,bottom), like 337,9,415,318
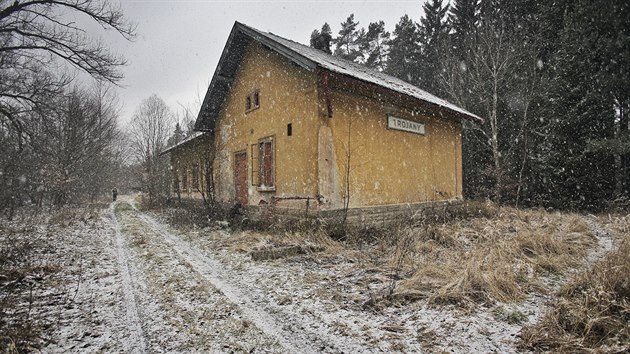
164,22,482,217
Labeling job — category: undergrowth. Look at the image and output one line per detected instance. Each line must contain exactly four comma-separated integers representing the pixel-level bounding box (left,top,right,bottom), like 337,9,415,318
0,215,58,352
0,204,108,353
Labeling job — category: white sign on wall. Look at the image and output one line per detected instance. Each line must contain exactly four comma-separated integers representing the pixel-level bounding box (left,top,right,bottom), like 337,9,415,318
387,115,425,135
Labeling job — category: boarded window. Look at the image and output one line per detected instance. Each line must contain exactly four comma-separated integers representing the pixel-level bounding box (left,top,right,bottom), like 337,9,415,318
205,161,213,195
251,143,259,186
253,91,260,107
258,139,274,188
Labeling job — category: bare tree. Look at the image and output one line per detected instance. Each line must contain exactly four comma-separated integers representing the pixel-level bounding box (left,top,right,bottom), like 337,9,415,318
440,21,536,200
1,82,123,213
38,83,121,205
0,0,135,140
0,0,134,214
129,94,174,205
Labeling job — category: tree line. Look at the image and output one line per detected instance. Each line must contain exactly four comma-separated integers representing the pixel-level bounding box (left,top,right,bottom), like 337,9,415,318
311,0,629,210
0,0,137,217
0,1,204,217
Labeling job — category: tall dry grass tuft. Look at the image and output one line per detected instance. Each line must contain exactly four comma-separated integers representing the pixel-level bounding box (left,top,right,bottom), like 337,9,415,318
519,233,630,352
429,240,525,306
395,206,595,308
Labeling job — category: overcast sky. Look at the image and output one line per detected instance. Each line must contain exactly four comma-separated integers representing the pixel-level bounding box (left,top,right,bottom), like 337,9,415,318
102,1,425,126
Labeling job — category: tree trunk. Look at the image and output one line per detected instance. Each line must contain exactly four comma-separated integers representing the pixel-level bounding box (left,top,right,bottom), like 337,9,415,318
616,99,629,198
491,75,501,200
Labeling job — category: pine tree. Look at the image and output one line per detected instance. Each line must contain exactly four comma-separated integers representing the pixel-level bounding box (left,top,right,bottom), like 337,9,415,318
358,21,390,71
309,29,320,47
310,23,333,54
385,15,422,84
167,122,185,147
333,14,364,62
449,0,480,54
530,0,630,209
418,0,450,94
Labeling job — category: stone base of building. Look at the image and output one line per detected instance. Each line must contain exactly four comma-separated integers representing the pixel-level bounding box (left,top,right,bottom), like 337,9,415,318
243,199,464,228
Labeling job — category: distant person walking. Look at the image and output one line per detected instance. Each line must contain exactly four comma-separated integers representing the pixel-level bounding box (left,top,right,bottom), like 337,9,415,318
112,188,118,202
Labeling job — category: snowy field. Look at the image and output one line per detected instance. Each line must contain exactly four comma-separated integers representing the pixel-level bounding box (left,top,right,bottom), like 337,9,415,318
0,196,622,353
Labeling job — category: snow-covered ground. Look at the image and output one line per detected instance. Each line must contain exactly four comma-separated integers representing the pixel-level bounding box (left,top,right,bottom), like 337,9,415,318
0,197,618,353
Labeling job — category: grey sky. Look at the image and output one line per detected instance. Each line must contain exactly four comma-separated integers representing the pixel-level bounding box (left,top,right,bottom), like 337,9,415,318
107,1,424,126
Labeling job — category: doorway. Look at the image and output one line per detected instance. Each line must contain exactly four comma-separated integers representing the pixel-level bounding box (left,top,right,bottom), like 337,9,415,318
234,151,248,206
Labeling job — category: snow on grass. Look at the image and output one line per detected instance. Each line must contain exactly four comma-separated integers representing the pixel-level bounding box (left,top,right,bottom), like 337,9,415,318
145,203,610,353
2,199,621,353
1,207,131,352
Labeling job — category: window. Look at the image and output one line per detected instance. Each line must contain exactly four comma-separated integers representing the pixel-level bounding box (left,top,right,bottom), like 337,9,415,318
287,123,292,136
258,138,274,189
253,91,259,107
172,173,179,192
192,164,199,190
181,169,188,191
245,90,260,112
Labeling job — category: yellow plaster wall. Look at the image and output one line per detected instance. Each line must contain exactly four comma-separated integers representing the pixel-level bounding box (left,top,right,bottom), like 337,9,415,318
213,42,320,205
326,90,463,208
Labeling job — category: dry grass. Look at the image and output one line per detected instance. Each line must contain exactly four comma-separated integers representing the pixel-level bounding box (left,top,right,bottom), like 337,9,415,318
154,199,599,311
598,213,630,244
48,204,104,226
114,203,150,247
389,205,595,308
209,201,597,310
519,223,630,353
225,229,342,256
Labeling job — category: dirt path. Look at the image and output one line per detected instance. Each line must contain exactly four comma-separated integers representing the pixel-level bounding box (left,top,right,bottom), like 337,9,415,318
107,204,147,353
120,198,374,353
583,215,615,264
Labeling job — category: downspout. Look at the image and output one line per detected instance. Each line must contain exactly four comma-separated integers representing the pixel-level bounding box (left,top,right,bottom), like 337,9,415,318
320,70,333,118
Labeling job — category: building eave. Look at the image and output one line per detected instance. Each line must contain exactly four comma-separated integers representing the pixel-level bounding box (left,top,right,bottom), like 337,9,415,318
193,21,483,132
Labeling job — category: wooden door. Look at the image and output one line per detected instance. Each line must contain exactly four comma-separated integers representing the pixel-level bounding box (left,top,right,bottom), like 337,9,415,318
234,151,248,206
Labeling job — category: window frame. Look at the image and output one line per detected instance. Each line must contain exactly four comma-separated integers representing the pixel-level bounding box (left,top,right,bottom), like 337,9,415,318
245,89,260,113
256,136,275,191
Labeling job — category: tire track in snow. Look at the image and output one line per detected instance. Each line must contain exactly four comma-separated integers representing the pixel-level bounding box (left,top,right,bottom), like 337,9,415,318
129,203,370,354
108,203,147,354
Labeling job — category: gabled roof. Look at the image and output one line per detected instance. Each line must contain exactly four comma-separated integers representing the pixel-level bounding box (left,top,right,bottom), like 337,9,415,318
194,22,482,131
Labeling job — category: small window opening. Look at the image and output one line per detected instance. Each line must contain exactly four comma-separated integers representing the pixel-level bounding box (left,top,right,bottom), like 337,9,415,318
245,96,251,111
287,123,292,136
245,90,260,113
